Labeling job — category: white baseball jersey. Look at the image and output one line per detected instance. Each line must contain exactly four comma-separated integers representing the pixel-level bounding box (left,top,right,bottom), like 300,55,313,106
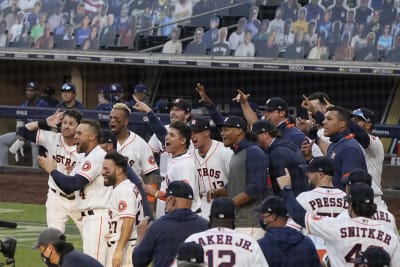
117,131,158,179
73,145,112,211
157,152,200,217
184,227,269,267
336,207,399,238
305,213,400,267
106,179,143,267
287,187,348,252
362,134,385,204
190,140,233,219
37,129,84,193
36,129,84,233
148,125,170,177
71,145,112,265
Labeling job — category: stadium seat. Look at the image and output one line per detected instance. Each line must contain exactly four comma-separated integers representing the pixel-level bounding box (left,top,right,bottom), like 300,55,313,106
147,36,169,52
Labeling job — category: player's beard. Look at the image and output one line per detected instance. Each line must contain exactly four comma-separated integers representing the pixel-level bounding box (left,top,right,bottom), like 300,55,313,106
104,173,116,187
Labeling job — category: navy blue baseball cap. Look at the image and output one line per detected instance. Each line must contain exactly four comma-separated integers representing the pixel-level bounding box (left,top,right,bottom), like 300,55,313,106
190,118,210,132
109,83,123,93
260,97,288,112
251,120,275,135
255,196,288,217
134,83,147,93
170,98,192,113
26,81,38,90
61,83,76,92
218,116,247,130
152,99,169,113
346,183,374,204
210,197,235,219
177,242,205,263
342,168,372,186
99,129,117,148
299,157,335,176
165,181,194,200
355,247,390,267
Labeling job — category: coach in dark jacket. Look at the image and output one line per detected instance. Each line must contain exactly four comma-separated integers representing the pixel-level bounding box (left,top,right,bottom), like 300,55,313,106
133,181,208,267
256,196,321,267
251,120,308,196
33,227,103,267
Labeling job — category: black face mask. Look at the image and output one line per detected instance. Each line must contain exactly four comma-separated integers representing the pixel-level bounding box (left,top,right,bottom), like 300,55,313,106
41,245,53,266
259,218,267,231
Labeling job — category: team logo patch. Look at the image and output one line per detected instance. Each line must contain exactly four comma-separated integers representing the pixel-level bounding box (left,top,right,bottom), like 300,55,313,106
118,201,127,212
311,214,322,221
330,152,336,160
82,161,91,171
148,155,156,165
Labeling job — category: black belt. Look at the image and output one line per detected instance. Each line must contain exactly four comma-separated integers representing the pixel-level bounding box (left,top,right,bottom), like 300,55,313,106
107,238,137,247
50,188,75,200
81,210,94,217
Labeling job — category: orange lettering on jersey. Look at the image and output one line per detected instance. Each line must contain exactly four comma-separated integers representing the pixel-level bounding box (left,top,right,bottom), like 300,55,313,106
148,155,156,165
118,201,127,212
311,214,322,221
82,161,91,171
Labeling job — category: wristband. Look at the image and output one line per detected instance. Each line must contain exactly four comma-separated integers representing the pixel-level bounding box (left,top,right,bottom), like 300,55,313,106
282,185,292,191
38,119,51,130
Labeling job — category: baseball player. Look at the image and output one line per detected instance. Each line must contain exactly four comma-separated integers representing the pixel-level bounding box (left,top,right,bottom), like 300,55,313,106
288,157,348,261
147,121,201,214
189,117,232,219
39,119,112,265
103,151,144,267
351,107,386,208
341,168,399,237
185,197,269,267
277,169,400,267
17,109,84,233
109,103,159,184
133,96,192,218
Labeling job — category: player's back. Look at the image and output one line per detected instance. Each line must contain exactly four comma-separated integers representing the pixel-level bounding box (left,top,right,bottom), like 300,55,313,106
297,187,348,217
185,227,269,267
305,213,400,266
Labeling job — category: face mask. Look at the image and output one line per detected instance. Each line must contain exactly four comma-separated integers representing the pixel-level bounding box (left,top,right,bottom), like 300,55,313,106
259,218,267,231
41,246,53,266
111,95,120,104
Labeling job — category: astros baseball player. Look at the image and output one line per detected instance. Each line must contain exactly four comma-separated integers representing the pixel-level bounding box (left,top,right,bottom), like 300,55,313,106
103,151,144,267
133,96,192,218
184,197,269,267
287,157,348,261
17,109,84,233
109,103,159,182
39,119,112,265
189,117,232,219
277,169,400,267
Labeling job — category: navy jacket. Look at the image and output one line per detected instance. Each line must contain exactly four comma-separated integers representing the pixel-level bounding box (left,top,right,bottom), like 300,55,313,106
58,243,104,267
327,129,367,190
277,120,305,150
133,209,208,267
258,227,321,267
267,138,308,196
